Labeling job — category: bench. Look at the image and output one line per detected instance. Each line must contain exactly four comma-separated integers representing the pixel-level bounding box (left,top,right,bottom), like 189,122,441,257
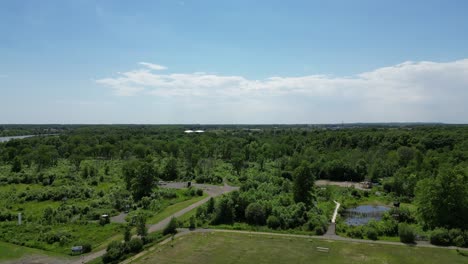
316,247,329,253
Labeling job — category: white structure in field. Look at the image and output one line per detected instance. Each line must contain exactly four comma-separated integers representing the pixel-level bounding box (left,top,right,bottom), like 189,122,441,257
18,213,22,225
185,130,204,133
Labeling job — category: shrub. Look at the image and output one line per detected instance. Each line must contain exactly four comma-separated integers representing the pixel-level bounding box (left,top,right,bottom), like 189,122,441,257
430,228,450,246
366,227,378,240
124,225,131,242
196,188,203,196
79,242,92,253
267,215,281,229
398,223,415,243
314,226,326,235
163,217,178,235
128,237,143,253
245,203,266,226
449,229,463,244
452,235,466,248
348,226,364,239
103,241,124,264
189,215,197,230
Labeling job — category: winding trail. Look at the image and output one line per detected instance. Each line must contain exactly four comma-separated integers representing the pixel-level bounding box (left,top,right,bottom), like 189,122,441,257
324,200,341,237
331,200,340,223
69,182,238,264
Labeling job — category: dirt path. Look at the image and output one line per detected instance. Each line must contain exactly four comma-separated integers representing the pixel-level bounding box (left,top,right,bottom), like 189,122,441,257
68,182,238,264
315,180,369,191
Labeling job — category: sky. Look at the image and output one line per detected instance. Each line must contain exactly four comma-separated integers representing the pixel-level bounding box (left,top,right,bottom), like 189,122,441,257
1,0,467,124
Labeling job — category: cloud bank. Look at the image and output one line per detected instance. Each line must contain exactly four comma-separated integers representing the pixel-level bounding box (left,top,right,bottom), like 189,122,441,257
96,59,468,123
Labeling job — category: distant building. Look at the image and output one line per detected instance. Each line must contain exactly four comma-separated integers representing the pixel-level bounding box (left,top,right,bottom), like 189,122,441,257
195,130,204,133
184,130,194,133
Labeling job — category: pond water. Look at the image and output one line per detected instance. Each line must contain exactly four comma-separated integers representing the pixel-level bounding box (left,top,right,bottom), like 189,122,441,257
343,205,390,226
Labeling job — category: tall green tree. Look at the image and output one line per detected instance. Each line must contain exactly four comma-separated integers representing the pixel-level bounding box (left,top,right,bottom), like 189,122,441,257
135,215,148,237
11,157,22,173
212,196,235,224
293,162,315,205
415,167,468,230
122,159,157,201
163,157,178,181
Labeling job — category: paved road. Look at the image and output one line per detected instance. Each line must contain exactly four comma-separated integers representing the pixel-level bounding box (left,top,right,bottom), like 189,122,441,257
69,182,238,264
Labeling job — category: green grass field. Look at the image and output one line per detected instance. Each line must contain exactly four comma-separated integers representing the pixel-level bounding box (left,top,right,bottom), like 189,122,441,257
0,240,70,262
131,232,468,264
146,193,208,224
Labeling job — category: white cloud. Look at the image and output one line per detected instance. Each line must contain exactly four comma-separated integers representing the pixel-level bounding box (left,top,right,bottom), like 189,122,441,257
139,62,167,71
96,59,468,123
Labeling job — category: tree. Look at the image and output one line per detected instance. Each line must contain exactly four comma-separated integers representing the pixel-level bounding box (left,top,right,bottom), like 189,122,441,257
267,215,281,229
135,215,148,237
128,237,143,253
43,206,55,224
124,225,131,242
123,160,157,201
163,217,178,235
398,223,415,243
163,157,178,181
212,196,235,224
231,153,244,175
293,162,315,205
245,203,266,225
189,215,197,229
11,157,22,173
355,159,367,180
206,197,215,215
414,167,468,230
397,146,414,167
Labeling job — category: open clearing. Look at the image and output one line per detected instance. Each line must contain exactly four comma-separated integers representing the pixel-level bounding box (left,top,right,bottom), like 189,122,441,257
130,232,467,264
0,241,70,264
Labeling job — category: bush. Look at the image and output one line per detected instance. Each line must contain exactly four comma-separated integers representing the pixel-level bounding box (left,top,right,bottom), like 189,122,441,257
245,203,266,226
398,223,415,243
163,217,178,235
430,228,450,246
366,227,378,240
103,241,124,264
314,226,326,235
80,242,92,253
449,229,463,245
189,215,197,230
128,237,143,253
267,215,281,229
452,235,466,248
348,226,364,239
196,188,203,196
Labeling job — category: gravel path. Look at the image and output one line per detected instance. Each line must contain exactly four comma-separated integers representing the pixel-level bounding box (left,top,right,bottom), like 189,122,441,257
315,180,370,191
69,182,238,264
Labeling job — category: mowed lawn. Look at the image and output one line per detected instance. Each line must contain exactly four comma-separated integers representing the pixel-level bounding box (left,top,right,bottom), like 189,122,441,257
0,240,69,262
131,232,468,264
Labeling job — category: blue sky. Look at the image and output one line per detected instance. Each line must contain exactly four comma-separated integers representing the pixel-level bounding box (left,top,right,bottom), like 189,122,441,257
1,0,467,124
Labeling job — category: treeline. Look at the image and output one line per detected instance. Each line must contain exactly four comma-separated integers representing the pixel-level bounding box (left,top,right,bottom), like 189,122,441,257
0,125,467,236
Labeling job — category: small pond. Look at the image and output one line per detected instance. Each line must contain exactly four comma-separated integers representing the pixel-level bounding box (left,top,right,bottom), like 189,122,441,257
343,205,390,226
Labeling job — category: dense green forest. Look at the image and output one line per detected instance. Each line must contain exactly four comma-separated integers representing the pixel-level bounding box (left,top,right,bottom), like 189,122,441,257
0,124,467,259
